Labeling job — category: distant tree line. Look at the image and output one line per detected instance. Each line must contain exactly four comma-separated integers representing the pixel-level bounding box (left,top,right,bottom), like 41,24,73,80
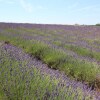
96,23,100,26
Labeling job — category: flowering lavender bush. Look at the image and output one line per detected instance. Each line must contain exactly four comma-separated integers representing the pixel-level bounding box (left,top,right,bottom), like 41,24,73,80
0,46,98,100
0,22,100,99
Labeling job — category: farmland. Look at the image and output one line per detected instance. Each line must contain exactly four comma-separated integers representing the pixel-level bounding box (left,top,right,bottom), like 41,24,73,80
0,22,100,100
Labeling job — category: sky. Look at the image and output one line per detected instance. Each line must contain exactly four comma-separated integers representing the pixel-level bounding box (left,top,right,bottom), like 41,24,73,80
0,0,100,25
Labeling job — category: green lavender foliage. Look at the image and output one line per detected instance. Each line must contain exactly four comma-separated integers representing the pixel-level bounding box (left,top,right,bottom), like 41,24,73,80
0,32,100,85
0,48,93,100
65,44,100,61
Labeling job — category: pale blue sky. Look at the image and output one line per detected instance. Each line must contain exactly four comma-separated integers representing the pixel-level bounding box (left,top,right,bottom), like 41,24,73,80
0,0,100,25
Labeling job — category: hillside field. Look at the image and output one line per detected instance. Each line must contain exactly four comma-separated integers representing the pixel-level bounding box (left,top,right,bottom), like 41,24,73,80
0,23,100,100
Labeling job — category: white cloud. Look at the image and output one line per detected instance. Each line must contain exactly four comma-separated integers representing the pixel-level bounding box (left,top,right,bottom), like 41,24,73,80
19,0,33,13
0,0,45,13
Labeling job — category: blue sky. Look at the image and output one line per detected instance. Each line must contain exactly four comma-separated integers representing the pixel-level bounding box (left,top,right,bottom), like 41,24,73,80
0,0,100,25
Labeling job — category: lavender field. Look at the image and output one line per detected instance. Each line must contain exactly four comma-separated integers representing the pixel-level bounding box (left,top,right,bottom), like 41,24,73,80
0,22,100,100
